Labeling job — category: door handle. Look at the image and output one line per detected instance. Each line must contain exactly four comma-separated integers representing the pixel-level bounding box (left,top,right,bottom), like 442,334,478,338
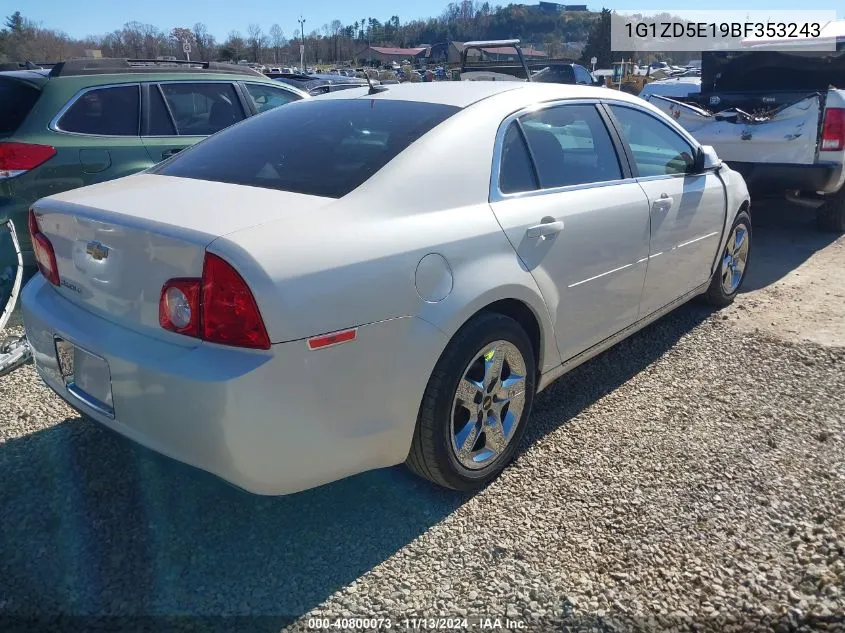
526,220,564,240
652,193,673,213
161,147,185,160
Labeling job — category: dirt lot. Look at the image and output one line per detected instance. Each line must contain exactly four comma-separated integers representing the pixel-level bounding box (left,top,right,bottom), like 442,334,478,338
722,201,845,347
0,200,842,632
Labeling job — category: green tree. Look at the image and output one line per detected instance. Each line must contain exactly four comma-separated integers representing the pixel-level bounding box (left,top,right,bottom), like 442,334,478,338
5,11,25,33
580,8,612,68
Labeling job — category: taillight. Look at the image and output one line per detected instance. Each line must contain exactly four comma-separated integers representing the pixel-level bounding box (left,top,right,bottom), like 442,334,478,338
0,142,56,179
821,107,845,152
159,279,201,337
158,253,271,350
27,209,60,286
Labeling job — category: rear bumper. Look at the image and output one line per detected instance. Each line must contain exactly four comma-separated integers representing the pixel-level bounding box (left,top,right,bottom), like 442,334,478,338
727,161,844,196
21,275,447,495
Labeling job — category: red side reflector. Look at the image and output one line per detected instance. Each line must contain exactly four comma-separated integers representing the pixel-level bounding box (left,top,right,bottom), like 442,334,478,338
821,107,845,152
307,328,357,350
0,142,56,176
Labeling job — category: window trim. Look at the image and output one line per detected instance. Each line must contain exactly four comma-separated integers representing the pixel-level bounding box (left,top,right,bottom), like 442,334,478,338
49,83,142,137
140,82,179,137
490,98,632,203
600,100,702,182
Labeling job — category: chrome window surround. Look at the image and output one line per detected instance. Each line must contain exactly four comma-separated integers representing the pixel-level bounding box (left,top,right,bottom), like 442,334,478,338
49,82,142,137
489,97,707,203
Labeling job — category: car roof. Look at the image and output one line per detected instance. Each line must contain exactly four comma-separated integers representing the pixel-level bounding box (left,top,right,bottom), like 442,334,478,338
312,81,641,109
0,68,51,87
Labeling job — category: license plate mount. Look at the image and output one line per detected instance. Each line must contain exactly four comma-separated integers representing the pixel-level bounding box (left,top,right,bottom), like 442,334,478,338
54,337,115,419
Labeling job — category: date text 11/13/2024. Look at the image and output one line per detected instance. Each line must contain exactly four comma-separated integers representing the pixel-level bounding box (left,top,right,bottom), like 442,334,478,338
306,616,528,629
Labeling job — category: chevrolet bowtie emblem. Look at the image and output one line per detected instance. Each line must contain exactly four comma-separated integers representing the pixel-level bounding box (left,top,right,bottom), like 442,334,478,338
86,241,110,261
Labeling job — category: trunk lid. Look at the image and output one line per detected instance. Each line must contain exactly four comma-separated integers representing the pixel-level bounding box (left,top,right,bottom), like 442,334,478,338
32,174,334,341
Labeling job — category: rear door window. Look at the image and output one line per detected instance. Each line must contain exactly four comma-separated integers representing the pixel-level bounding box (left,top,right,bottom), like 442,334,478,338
519,103,622,188
57,84,140,136
159,82,245,135
154,99,459,198
0,78,41,134
244,83,301,113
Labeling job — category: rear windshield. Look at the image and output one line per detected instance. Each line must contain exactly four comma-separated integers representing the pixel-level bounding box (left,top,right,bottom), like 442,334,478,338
0,79,40,135
153,98,460,198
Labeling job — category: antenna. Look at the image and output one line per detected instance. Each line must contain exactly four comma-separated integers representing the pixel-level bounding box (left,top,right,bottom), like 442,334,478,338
365,70,388,94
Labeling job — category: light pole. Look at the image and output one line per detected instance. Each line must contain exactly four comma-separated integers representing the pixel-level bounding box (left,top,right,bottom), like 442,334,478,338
298,16,306,72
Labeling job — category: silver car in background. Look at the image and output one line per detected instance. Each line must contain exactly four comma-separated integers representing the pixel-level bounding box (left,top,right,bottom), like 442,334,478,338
21,83,751,495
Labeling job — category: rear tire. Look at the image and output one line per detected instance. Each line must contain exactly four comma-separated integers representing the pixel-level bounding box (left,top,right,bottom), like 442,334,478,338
816,188,845,233
704,210,752,308
406,312,536,492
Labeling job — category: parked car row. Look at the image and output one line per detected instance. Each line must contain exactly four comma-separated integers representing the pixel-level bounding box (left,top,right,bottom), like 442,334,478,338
5,58,753,495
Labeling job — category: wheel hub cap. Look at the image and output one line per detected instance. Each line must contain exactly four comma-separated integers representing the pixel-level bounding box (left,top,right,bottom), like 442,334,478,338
721,223,749,295
450,340,527,470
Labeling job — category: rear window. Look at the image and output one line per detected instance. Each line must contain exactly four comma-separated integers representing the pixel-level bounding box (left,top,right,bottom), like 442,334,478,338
57,85,140,136
0,79,40,135
153,98,460,198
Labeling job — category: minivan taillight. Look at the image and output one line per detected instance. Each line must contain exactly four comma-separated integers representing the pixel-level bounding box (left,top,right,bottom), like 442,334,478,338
159,253,271,350
821,107,845,151
0,142,56,179
27,209,60,286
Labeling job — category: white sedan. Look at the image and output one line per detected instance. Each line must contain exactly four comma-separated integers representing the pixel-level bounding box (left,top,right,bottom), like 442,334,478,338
21,82,751,495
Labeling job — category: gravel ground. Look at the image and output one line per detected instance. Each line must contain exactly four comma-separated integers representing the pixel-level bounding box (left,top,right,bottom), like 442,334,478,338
1,205,843,632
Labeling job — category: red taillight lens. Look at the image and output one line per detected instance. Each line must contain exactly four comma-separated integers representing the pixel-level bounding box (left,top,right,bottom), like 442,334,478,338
158,253,271,350
201,253,271,350
159,279,201,337
0,142,56,177
821,107,845,152
27,209,60,286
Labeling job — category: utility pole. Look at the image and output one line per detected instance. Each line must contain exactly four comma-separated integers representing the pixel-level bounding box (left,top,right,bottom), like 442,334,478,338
298,16,306,72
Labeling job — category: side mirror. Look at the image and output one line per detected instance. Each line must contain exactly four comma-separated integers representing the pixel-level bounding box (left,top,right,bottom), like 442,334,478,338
593,76,605,86
697,145,722,171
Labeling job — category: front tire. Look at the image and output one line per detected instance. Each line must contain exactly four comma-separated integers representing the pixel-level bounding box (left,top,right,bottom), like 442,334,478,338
704,210,752,308
406,312,536,491
816,188,845,233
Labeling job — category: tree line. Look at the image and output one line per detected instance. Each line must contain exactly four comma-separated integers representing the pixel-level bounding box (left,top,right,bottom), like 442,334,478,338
0,3,614,67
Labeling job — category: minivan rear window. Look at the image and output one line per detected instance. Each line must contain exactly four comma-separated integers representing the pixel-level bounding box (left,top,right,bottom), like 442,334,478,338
0,79,40,135
153,98,460,198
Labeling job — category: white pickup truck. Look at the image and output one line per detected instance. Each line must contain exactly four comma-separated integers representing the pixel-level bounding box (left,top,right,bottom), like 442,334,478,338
644,39,845,232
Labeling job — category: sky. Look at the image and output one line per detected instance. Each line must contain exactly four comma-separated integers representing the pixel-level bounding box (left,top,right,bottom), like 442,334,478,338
9,0,845,42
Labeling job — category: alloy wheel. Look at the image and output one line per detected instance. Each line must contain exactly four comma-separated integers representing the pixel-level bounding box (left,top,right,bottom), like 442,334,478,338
450,340,527,470
721,223,750,295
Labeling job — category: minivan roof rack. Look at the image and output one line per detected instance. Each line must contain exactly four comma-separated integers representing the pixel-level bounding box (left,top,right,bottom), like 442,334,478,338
49,58,264,78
